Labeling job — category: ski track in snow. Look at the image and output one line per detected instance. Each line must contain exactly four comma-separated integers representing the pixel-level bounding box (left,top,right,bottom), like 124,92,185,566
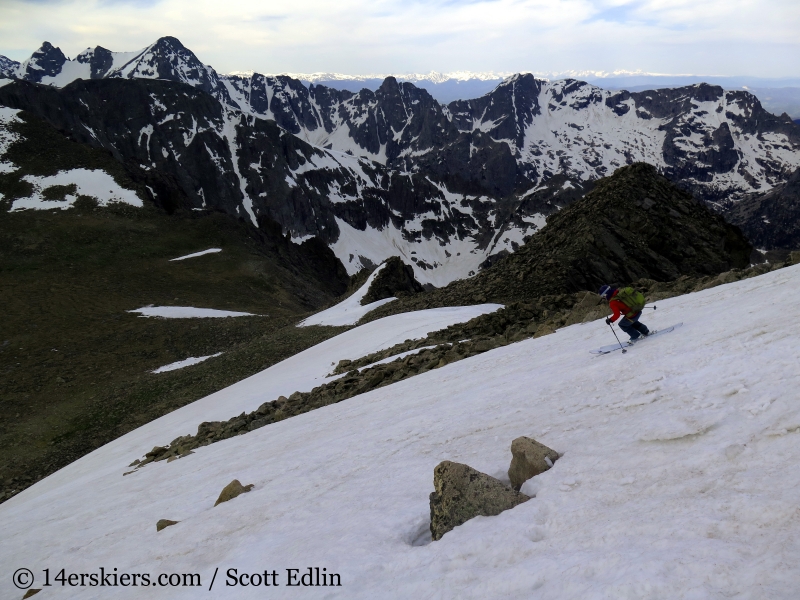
2,267,800,598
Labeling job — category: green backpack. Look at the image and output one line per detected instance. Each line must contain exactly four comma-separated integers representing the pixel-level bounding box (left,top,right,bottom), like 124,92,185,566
615,287,646,314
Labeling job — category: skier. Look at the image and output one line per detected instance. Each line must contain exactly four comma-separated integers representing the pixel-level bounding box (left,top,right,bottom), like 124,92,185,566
598,284,650,343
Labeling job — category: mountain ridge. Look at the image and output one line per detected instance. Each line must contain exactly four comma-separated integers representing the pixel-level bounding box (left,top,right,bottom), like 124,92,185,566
2,37,798,285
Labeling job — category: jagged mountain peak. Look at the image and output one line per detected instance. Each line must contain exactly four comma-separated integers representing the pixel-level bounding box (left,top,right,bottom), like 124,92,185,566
17,41,67,83
104,36,228,99
2,36,799,288
0,55,20,78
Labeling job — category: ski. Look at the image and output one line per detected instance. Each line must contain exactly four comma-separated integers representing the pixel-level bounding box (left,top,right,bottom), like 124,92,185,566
590,323,683,355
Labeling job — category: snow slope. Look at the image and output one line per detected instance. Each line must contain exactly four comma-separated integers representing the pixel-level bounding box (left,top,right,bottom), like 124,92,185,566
298,263,396,326
2,267,800,598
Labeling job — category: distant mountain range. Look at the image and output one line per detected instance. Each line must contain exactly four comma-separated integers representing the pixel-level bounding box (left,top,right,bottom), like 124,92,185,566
271,71,800,119
1,37,799,285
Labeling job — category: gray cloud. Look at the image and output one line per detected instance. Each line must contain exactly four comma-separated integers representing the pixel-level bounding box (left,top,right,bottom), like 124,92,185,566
0,0,797,77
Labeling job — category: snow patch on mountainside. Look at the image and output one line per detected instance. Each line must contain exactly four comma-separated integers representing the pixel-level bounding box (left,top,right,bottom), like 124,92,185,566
330,218,480,286
152,353,223,374
0,106,21,174
9,169,143,211
169,248,222,261
1,265,799,598
299,263,394,327
128,306,258,319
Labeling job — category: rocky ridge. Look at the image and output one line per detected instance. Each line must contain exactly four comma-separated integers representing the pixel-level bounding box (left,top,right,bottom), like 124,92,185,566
2,37,799,285
362,163,753,318
726,167,800,251
360,256,424,304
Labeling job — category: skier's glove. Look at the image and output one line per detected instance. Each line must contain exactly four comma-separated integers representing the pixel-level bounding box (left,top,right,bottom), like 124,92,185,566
605,318,612,325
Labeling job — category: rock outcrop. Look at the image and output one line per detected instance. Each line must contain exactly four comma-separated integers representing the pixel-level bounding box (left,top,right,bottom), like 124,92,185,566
726,167,800,251
156,519,179,531
429,461,530,541
508,437,559,491
361,257,424,305
363,162,754,316
3,39,799,286
214,479,254,506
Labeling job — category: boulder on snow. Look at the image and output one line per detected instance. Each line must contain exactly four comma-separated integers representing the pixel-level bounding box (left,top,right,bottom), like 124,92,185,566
508,437,559,491
360,256,424,305
429,461,530,541
156,519,179,531
214,479,254,506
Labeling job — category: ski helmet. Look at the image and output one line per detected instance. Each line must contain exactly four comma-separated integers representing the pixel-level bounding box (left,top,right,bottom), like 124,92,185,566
598,284,615,300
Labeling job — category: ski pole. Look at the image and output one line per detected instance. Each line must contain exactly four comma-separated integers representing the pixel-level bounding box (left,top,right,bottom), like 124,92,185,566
607,321,627,354
642,305,657,310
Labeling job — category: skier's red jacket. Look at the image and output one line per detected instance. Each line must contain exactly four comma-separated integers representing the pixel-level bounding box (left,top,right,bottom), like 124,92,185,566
608,290,639,322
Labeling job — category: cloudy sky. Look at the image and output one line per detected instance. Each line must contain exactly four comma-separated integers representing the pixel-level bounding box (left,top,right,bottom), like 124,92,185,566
1,0,798,77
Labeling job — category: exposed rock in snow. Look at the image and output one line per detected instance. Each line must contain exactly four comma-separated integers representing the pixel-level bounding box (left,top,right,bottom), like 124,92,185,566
508,437,560,491
214,480,254,506
429,460,530,541
156,519,179,532
360,256,423,305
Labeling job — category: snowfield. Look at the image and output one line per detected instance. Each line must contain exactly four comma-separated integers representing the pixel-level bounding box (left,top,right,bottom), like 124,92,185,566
2,266,800,598
298,263,396,327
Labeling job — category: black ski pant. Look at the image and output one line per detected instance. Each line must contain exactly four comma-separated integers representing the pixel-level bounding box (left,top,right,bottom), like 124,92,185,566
617,312,649,340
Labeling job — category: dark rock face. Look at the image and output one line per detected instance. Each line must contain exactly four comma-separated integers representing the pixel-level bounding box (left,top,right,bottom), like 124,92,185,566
361,257,424,304
0,77,531,282
3,36,797,285
363,163,753,311
0,55,19,78
75,46,114,79
0,79,364,240
470,161,753,298
429,461,530,541
105,36,235,106
19,42,66,83
725,167,800,250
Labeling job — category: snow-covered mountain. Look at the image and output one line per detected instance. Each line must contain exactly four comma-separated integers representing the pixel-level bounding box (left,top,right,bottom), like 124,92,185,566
2,261,799,598
239,71,800,120
2,37,799,285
